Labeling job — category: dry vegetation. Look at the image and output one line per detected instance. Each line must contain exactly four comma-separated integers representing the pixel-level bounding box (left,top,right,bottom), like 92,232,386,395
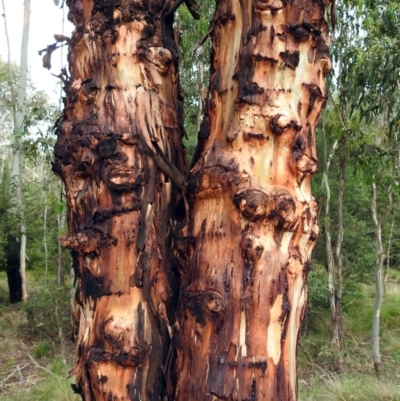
0,269,399,400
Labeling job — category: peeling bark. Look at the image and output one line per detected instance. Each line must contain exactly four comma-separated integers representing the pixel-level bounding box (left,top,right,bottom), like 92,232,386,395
176,1,332,400
54,1,187,399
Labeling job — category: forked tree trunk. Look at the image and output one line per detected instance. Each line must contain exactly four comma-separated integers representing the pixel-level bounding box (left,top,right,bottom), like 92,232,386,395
176,1,332,400
54,1,187,399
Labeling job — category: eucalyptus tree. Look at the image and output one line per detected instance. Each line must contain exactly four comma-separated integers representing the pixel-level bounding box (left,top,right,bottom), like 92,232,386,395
1,0,31,303
55,1,187,399
55,0,334,400
0,51,59,301
339,0,400,375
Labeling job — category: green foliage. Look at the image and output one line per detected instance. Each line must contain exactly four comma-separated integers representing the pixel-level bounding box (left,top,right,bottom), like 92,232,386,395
178,1,214,160
33,342,52,359
22,280,71,340
0,270,77,401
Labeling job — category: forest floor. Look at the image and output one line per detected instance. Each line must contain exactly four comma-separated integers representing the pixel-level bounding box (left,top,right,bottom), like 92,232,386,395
0,271,79,401
0,269,399,401
298,267,400,400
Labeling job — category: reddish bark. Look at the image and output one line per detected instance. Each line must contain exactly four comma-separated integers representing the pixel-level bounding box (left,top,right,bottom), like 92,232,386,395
54,1,187,399
55,1,332,399
176,1,332,400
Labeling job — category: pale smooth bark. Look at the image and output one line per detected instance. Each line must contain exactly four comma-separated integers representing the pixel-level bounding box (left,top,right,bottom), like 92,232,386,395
323,136,344,360
43,181,48,283
383,210,395,294
1,0,30,302
371,182,392,376
333,136,345,367
176,1,333,400
56,212,64,284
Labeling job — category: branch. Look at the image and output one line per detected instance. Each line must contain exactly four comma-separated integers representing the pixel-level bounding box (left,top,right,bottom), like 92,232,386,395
164,0,185,20
21,342,58,378
139,137,186,190
379,185,392,225
0,364,29,386
164,0,200,20
1,0,18,130
329,90,350,133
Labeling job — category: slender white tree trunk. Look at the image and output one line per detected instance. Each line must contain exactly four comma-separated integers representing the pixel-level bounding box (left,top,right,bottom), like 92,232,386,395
323,137,342,359
333,137,345,367
1,0,31,302
57,212,63,285
43,181,49,283
383,210,395,294
371,182,392,376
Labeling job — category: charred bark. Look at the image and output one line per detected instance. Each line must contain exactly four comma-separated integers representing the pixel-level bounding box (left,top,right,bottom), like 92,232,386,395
6,234,22,304
54,1,187,400
176,1,333,400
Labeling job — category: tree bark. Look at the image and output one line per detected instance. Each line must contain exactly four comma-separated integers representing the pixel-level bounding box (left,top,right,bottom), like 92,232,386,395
383,209,395,295
176,1,332,400
1,0,30,303
323,135,344,366
371,182,392,377
333,135,345,369
54,1,187,399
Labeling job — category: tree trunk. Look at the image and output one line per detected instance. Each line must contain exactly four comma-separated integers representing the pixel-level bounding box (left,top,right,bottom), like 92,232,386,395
1,0,30,303
323,135,344,367
6,234,22,304
54,1,186,399
333,135,345,369
56,212,65,285
176,1,332,400
383,210,395,295
371,182,392,377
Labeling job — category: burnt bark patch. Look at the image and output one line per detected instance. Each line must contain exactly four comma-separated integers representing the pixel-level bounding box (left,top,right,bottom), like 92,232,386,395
241,82,265,105
248,360,267,372
98,137,117,159
241,234,264,264
252,54,278,64
289,23,321,41
184,290,226,324
280,51,300,69
83,269,110,298
6,235,22,304
292,136,305,160
302,83,326,117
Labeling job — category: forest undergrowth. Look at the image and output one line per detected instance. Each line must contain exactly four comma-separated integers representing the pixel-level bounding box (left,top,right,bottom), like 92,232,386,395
0,269,399,401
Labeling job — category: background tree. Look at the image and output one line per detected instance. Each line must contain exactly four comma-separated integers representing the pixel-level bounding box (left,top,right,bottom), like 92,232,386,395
1,0,31,303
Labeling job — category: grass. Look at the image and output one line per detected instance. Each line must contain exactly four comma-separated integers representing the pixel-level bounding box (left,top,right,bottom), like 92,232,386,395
298,268,400,400
0,268,399,400
299,374,400,401
0,271,79,401
33,342,52,359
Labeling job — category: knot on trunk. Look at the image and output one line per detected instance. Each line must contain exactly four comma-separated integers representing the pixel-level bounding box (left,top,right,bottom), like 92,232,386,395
62,230,99,254
241,234,264,263
233,187,296,227
234,189,270,222
184,290,226,325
